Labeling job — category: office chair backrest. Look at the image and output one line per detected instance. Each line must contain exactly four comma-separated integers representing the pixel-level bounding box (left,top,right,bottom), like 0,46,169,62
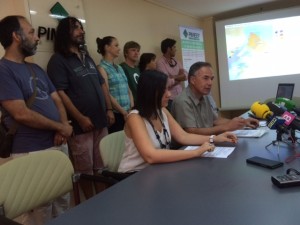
0,150,74,219
100,130,125,172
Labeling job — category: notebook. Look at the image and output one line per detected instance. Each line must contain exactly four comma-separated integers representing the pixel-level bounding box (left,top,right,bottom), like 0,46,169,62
276,83,294,100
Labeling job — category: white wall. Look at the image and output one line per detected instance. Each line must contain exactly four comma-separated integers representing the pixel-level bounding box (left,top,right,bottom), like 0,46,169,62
82,0,202,65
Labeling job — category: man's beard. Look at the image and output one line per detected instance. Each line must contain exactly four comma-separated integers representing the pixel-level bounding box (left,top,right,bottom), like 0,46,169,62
20,36,38,57
71,35,85,48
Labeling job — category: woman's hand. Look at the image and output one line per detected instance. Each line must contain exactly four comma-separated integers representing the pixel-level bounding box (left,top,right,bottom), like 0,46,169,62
196,142,215,156
214,132,238,144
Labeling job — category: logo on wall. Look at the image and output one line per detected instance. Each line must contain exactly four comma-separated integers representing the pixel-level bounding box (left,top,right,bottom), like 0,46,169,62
182,28,200,40
50,2,69,20
37,2,69,40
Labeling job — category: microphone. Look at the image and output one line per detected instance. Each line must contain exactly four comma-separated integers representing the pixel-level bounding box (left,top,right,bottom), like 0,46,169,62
250,102,273,120
250,101,288,133
275,97,296,111
275,97,300,116
266,101,300,131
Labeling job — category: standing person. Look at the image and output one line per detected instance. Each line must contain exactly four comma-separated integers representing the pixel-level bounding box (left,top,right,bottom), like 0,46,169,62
0,15,73,225
171,62,259,135
96,36,134,133
118,70,237,173
138,53,156,73
120,41,141,103
156,38,187,111
47,17,114,199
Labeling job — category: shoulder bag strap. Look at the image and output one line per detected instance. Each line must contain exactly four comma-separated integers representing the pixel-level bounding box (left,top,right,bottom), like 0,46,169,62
2,63,38,135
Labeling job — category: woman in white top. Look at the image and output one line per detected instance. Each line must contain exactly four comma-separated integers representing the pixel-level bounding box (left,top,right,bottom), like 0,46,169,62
118,70,237,172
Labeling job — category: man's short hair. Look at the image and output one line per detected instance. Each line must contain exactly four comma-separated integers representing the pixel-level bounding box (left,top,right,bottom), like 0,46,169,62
123,41,141,57
161,38,176,54
188,61,212,81
0,15,25,49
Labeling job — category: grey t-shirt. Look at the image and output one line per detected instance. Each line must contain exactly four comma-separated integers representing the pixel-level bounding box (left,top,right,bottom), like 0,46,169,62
171,86,218,129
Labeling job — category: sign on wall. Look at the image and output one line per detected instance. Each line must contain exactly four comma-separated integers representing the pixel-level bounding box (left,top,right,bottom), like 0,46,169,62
179,26,205,73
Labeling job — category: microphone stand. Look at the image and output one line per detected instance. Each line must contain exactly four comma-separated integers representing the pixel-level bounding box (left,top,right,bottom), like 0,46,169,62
265,127,290,156
265,128,296,156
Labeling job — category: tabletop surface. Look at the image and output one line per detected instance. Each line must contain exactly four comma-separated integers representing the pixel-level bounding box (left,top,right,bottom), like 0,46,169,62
47,129,300,225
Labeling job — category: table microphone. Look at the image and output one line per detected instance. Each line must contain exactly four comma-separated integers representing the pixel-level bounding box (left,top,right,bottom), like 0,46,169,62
250,101,273,120
266,101,300,131
250,101,288,132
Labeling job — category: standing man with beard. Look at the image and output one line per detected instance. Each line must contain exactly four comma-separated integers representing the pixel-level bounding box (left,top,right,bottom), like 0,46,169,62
0,15,73,225
47,17,114,199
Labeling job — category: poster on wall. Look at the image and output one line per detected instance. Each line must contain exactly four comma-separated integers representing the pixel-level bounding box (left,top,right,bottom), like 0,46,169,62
179,26,205,74
28,0,85,69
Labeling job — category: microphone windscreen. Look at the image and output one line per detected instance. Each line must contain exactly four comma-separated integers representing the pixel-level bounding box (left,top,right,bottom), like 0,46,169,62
250,101,272,119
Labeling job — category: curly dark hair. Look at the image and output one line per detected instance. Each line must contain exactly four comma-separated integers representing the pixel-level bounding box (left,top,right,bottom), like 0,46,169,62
54,17,83,56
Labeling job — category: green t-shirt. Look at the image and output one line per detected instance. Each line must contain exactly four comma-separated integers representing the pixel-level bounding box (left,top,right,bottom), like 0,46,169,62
120,62,140,102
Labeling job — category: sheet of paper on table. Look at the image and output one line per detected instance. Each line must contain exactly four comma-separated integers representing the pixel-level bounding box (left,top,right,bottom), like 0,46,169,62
232,129,267,138
184,146,235,158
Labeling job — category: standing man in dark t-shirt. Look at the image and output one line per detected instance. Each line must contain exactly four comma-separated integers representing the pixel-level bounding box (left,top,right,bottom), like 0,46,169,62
0,15,73,225
120,41,141,103
47,17,114,199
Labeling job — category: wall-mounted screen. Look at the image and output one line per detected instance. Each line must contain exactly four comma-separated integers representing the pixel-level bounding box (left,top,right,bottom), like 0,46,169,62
216,6,300,110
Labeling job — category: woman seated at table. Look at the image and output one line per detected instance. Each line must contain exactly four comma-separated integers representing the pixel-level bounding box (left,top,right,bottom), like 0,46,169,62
118,70,238,172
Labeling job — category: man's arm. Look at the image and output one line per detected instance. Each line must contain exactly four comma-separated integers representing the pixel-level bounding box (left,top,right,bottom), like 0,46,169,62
1,99,72,137
57,90,94,132
51,91,72,145
51,91,69,124
184,126,226,136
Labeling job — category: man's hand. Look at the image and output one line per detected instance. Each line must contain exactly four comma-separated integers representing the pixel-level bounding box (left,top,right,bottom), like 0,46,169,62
58,122,73,137
226,117,247,131
78,115,94,132
54,132,67,146
245,117,259,129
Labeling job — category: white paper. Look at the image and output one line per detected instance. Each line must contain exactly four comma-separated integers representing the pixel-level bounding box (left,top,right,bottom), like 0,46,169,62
232,129,267,138
184,146,235,158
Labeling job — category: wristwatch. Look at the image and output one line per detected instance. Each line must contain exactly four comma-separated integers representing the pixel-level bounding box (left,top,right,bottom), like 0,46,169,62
209,135,215,144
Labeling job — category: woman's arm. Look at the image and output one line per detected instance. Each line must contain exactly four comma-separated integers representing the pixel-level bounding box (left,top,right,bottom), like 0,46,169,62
125,113,212,164
98,66,128,116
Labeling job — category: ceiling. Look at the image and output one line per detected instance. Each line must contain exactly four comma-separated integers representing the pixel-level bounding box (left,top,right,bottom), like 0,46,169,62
146,0,281,18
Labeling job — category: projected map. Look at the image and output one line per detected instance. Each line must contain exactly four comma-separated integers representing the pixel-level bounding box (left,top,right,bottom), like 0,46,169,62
225,16,300,81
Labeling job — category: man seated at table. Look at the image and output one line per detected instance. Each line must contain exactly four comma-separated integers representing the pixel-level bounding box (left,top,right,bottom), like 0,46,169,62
171,61,259,135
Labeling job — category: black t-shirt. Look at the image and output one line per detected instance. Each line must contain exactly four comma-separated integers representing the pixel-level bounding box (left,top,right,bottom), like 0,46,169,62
47,53,107,134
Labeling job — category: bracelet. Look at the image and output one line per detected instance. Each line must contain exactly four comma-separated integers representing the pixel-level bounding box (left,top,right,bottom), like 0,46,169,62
209,135,215,144
106,108,113,111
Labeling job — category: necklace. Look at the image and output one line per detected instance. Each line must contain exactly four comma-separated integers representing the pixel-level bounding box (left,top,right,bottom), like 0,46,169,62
147,115,170,149
167,58,177,68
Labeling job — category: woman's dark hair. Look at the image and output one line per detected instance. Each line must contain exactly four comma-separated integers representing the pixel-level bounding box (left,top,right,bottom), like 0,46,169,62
54,17,83,56
0,15,24,49
96,36,115,56
138,53,156,73
135,70,168,120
